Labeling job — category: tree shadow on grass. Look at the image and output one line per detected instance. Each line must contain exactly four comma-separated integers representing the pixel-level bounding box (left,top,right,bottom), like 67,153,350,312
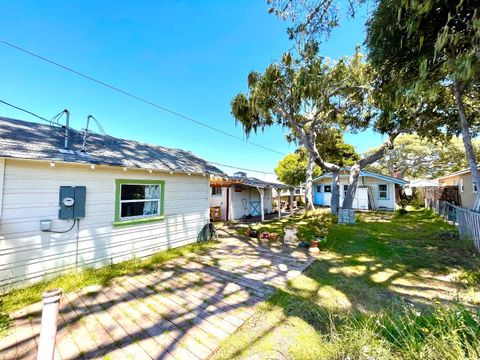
211,210,480,359
0,229,315,360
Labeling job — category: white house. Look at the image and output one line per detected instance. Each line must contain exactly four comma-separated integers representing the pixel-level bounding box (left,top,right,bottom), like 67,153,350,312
210,172,286,221
312,168,408,211
0,116,225,289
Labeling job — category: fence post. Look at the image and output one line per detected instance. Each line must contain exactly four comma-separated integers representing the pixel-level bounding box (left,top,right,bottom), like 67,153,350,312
37,288,62,360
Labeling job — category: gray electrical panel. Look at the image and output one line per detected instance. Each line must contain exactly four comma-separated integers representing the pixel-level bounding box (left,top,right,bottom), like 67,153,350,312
59,186,86,220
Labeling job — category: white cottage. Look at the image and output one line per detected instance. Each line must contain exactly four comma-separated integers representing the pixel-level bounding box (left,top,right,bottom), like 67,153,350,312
0,117,224,289
312,168,407,211
210,172,286,221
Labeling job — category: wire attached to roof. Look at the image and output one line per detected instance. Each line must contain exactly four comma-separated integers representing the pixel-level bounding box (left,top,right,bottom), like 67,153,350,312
208,161,276,175
0,99,277,175
0,99,54,125
0,39,286,156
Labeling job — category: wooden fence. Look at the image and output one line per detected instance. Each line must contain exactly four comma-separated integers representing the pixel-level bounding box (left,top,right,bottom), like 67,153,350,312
423,186,462,206
426,199,480,252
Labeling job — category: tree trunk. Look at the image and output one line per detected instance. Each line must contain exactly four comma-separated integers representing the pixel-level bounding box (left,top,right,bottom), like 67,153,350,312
305,152,315,211
342,164,361,209
342,130,400,210
331,169,340,215
453,80,480,210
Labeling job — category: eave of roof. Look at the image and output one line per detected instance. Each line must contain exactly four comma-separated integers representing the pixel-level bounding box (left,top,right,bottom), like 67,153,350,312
436,167,477,180
313,168,408,186
227,175,287,189
0,116,226,176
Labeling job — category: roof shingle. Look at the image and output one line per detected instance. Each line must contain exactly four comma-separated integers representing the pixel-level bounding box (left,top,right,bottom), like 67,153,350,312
0,117,225,176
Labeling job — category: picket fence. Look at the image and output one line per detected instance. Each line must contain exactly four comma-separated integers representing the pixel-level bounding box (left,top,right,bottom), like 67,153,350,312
425,199,480,252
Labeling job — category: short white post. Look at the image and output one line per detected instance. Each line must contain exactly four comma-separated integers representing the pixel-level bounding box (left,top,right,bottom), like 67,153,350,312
277,188,282,218
37,288,62,360
289,188,294,214
258,187,265,222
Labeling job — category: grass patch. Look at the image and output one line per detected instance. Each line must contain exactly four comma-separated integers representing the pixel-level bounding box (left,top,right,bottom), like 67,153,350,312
237,209,331,242
0,240,217,336
212,209,480,360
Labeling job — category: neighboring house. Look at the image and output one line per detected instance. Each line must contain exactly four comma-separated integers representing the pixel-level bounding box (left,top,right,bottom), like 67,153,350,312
312,168,408,211
0,117,224,289
437,168,479,209
404,179,439,196
210,172,286,221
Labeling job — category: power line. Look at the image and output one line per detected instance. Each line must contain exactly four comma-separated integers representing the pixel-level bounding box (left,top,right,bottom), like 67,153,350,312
0,99,53,125
0,99,277,175
0,39,286,156
209,161,276,175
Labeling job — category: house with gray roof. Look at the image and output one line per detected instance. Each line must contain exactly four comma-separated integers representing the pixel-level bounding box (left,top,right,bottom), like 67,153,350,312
0,116,225,289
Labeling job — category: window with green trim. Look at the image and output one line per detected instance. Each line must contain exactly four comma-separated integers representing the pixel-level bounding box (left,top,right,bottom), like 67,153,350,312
115,179,165,222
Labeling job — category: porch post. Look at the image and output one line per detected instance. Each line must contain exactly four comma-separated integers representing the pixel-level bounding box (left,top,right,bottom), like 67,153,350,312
257,187,265,221
290,187,294,214
277,187,282,218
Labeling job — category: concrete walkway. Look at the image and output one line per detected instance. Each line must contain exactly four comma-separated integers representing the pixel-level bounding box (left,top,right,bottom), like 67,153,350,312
0,230,315,360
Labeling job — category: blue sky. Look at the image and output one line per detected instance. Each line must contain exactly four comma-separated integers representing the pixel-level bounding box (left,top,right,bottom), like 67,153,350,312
0,1,385,180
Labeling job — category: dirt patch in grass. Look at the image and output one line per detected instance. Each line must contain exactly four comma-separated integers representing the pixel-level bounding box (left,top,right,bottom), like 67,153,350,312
212,209,480,360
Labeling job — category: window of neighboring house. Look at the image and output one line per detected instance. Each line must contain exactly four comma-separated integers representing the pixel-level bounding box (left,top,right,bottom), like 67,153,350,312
460,178,465,193
343,185,348,197
115,180,164,223
211,187,222,196
378,184,388,199
316,185,322,193
324,185,332,193
474,181,478,193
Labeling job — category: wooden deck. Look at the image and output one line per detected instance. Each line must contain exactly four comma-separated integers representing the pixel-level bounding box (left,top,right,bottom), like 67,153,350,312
0,229,315,360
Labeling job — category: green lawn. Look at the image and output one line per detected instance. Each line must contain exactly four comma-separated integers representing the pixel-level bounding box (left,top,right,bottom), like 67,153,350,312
0,240,217,337
212,209,480,360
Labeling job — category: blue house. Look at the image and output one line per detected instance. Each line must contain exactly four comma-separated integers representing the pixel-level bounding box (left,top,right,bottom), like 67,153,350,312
312,168,408,210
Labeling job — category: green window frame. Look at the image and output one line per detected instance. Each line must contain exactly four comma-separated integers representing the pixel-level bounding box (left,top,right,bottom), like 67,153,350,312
113,179,165,227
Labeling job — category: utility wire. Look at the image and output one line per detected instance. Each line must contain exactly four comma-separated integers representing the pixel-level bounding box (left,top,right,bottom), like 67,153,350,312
0,99,277,175
209,161,276,175
0,99,54,125
0,39,286,156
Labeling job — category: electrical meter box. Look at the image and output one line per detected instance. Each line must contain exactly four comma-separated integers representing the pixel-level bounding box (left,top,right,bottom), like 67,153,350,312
58,186,86,220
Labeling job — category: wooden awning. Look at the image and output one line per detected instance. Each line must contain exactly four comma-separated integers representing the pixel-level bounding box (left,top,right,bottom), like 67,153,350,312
210,176,244,187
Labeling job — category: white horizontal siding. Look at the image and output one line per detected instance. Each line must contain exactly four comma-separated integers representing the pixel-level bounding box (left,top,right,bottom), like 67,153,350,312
313,175,397,210
0,159,210,290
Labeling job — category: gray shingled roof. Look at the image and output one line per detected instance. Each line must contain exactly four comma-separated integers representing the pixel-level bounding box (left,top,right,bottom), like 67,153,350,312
0,117,225,175
229,175,287,189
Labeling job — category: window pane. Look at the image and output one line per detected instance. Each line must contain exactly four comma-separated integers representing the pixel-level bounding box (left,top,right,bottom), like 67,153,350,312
379,184,387,191
121,201,159,218
316,186,322,192
145,185,160,199
324,186,331,193
121,184,159,200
